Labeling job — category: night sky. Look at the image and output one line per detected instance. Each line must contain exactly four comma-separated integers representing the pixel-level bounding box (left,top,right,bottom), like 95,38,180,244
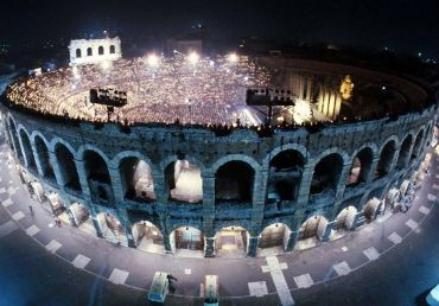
1,0,439,56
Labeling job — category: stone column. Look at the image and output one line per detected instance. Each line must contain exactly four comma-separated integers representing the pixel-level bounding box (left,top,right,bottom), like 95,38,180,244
202,172,216,257
389,145,401,173
319,221,333,242
251,169,268,225
115,208,136,248
30,141,44,177
366,158,380,183
296,164,314,208
75,159,92,198
49,151,66,187
247,235,259,257
108,166,124,205
204,236,216,257
331,163,352,218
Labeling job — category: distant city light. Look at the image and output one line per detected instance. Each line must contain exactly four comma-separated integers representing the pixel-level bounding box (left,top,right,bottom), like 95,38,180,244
146,53,160,67
187,51,200,65
227,52,239,63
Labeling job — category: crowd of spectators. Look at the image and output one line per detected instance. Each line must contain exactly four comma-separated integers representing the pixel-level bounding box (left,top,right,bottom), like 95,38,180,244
6,54,271,126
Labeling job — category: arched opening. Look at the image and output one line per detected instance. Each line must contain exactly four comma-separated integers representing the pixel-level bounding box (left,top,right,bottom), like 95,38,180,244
98,46,104,55
411,130,424,161
215,161,254,204
87,47,93,56
75,48,82,58
34,136,54,180
215,226,249,257
363,197,381,221
310,153,343,195
132,221,164,253
19,130,36,171
397,135,413,169
119,157,155,202
335,206,358,231
54,143,81,191
165,156,203,203
170,226,204,256
96,212,127,245
109,45,116,54
259,223,291,252
297,216,329,249
84,150,112,205
347,148,373,186
7,119,23,161
267,150,304,204
69,203,95,234
376,140,396,178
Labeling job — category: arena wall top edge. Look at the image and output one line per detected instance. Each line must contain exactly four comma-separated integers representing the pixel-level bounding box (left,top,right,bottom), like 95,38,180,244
1,54,437,137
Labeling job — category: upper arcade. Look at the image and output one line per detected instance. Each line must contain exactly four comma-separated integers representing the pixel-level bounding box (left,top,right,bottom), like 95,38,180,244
68,37,122,66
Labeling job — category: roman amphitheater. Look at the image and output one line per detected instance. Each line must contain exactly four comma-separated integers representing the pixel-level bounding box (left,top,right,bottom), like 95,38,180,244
1,38,436,258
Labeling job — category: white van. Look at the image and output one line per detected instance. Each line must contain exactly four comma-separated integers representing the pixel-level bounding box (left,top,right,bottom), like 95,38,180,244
204,275,219,306
148,272,169,303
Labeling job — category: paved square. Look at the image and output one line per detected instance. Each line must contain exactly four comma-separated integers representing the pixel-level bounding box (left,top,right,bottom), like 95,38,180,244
0,187,6,194
108,268,129,285
2,198,13,207
388,232,402,244
248,281,268,297
72,254,91,269
432,184,439,190
363,247,380,261
45,240,62,253
7,187,16,195
406,219,418,230
184,268,191,275
332,261,351,276
419,206,431,215
25,225,40,236
294,273,314,288
12,211,25,221
0,220,18,239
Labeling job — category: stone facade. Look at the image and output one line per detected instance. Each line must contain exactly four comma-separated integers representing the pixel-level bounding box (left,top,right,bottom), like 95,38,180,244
1,100,435,257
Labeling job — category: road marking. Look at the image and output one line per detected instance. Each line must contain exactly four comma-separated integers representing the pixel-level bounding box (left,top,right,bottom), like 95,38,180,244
25,225,40,236
293,273,314,288
2,198,13,207
72,254,91,269
427,194,437,202
248,281,268,297
363,247,380,261
0,220,18,238
332,261,351,276
108,268,129,285
45,240,62,253
388,232,402,244
12,211,25,221
406,219,418,231
419,206,431,215
262,256,295,305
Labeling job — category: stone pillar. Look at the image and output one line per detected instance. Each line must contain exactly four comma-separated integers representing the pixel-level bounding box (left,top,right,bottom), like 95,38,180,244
367,158,380,183
75,159,92,198
116,208,136,248
389,145,401,173
30,141,44,177
90,212,103,238
331,163,352,219
108,166,124,205
251,169,268,225
296,164,314,208
49,151,66,187
247,235,259,257
319,221,333,242
285,209,305,251
204,236,216,257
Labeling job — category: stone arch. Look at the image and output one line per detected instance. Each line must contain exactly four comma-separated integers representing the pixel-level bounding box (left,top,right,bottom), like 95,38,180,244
118,155,156,202
75,48,82,58
54,142,81,191
162,154,204,204
109,45,116,54
82,149,113,205
347,146,374,186
397,134,413,169
98,45,104,55
299,215,329,240
132,220,164,252
310,152,344,195
215,225,250,257
170,225,204,253
259,223,291,250
18,127,36,171
375,138,398,178
215,160,255,205
267,149,306,203
87,47,93,56
335,206,358,230
33,134,55,179
262,143,308,168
